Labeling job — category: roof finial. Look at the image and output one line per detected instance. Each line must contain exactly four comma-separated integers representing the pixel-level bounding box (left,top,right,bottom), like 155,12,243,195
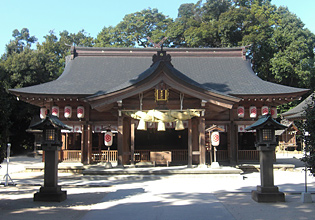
147,36,167,49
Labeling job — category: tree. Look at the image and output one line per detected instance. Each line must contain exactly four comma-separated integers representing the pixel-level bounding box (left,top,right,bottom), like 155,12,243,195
269,7,315,89
0,28,96,154
4,28,37,57
95,26,121,47
96,8,173,47
302,95,315,176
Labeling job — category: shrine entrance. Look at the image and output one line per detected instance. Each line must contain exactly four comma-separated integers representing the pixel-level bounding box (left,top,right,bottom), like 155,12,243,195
134,125,188,165
123,109,202,166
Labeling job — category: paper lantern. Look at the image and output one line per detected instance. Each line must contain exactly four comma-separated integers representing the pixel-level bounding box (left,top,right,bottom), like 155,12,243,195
237,106,245,118
271,107,277,118
94,125,102,133
261,106,269,115
64,106,72,118
104,131,113,146
249,106,257,118
51,106,59,117
211,131,220,147
73,125,82,133
238,125,245,132
77,106,85,119
40,107,47,119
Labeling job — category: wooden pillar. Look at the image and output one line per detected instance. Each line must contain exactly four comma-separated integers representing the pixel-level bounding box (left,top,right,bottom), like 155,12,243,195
87,124,92,164
229,109,237,164
65,133,68,150
130,119,135,166
199,117,206,166
188,119,193,168
117,115,124,167
80,124,87,164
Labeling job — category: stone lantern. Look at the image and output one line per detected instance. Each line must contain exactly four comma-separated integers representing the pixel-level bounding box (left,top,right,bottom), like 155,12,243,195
245,114,287,202
30,112,71,202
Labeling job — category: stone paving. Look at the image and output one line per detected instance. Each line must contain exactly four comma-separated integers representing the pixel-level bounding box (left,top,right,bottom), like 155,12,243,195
0,153,315,220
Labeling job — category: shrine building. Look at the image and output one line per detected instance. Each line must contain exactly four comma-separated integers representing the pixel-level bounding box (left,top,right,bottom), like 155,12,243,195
10,47,308,166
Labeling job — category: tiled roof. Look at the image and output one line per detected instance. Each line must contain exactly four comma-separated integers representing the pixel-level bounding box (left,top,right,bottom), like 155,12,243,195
10,47,308,99
282,93,314,120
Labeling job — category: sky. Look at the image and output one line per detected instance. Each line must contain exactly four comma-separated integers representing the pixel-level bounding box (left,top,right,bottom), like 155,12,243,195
0,0,314,55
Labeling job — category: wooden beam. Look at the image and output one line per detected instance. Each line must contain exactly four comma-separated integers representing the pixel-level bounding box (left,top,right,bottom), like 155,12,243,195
188,119,193,168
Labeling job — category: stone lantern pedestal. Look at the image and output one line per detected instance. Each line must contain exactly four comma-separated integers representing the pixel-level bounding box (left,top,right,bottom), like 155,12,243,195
246,115,287,203
33,146,67,202
30,113,71,202
251,146,285,202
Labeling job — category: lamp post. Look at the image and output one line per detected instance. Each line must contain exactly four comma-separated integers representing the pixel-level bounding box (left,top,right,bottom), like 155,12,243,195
301,131,312,203
30,112,71,202
104,129,113,169
246,115,286,202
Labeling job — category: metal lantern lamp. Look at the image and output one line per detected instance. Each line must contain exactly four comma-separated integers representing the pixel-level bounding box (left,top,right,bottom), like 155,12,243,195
245,114,287,203
30,112,71,202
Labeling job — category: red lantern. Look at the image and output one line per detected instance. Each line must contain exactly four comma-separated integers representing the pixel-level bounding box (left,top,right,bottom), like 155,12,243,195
104,131,113,146
52,106,59,117
40,107,47,119
261,106,269,115
271,107,277,118
211,131,220,147
237,106,245,118
249,106,257,118
77,106,84,119
64,106,72,118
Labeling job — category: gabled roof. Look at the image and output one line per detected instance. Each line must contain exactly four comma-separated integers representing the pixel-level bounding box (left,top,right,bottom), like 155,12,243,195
10,47,308,106
30,114,72,130
282,93,314,120
245,115,287,131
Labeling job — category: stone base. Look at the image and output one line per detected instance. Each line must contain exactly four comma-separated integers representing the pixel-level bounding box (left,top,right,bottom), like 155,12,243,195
104,162,113,169
34,186,67,202
252,186,285,203
301,192,313,203
211,162,220,169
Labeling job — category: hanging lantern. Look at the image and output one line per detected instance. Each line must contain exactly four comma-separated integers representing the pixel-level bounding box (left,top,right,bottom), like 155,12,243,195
73,125,82,133
137,119,147,130
175,120,185,130
157,121,166,131
77,106,85,119
40,107,47,119
249,106,257,118
64,106,72,119
238,125,246,132
211,131,220,147
271,107,277,118
261,106,269,115
237,106,245,118
52,106,59,117
104,131,113,146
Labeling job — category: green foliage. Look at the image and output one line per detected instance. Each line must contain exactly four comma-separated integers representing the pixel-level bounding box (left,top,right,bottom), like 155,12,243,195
96,8,172,47
4,28,37,56
302,95,315,176
270,7,315,89
1,2,315,154
0,28,94,154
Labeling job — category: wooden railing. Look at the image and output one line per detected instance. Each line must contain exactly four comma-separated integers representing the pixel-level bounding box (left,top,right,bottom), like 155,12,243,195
238,150,259,161
60,150,81,162
171,150,188,162
217,150,229,161
92,150,117,162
